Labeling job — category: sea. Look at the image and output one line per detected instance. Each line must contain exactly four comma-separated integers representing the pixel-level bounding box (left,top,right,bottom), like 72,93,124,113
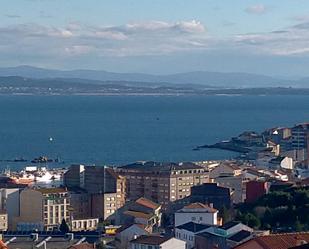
1,95,309,170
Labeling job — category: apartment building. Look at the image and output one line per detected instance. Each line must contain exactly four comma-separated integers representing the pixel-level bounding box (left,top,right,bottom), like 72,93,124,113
291,123,309,162
0,188,20,229
117,161,209,207
16,188,71,231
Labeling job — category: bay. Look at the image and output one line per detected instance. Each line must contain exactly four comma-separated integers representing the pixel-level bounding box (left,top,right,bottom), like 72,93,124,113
0,95,309,170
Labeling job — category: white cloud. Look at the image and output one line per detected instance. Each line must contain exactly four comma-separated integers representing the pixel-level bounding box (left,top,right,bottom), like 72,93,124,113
245,4,268,15
0,20,208,58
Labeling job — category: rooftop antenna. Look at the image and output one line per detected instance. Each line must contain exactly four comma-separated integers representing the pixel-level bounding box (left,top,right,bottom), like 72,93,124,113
4,237,16,245
36,236,52,249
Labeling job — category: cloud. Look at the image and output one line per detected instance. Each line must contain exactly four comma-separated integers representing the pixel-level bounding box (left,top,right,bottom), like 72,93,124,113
4,14,21,18
0,20,208,58
245,4,268,15
233,21,309,56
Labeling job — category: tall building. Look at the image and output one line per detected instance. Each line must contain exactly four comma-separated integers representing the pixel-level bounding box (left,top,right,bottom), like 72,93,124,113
16,188,70,231
64,166,126,221
117,161,209,207
291,123,309,162
0,188,20,229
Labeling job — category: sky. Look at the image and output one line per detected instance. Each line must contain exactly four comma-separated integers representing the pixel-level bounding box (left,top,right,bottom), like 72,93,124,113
1,0,309,76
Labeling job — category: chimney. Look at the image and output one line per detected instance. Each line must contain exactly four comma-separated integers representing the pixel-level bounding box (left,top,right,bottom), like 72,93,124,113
209,203,214,208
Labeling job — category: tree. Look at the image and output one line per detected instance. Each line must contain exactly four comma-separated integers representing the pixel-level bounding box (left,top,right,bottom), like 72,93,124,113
59,218,70,233
246,213,261,229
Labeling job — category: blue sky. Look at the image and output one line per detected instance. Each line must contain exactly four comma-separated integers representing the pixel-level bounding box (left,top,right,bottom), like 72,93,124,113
1,0,309,76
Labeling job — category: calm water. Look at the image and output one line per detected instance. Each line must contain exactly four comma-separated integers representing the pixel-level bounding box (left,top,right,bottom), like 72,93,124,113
0,95,309,170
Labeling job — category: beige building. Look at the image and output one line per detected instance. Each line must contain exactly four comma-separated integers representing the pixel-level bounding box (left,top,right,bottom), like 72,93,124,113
70,217,99,231
91,192,124,220
17,188,71,231
0,213,8,232
117,162,209,208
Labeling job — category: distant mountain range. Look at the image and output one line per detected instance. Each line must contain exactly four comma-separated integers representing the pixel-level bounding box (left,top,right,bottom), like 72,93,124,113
0,65,303,88
0,66,308,95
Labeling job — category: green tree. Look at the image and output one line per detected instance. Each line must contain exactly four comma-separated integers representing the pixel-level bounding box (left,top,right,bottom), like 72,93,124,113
59,218,70,233
247,213,261,229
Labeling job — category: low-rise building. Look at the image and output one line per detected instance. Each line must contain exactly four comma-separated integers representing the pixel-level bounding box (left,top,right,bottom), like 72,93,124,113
70,218,99,231
109,197,162,233
130,235,186,249
175,203,218,227
175,222,212,249
115,224,149,249
190,183,231,209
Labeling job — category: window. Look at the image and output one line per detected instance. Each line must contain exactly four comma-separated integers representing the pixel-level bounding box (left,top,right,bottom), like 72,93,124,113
192,217,196,221
199,217,203,221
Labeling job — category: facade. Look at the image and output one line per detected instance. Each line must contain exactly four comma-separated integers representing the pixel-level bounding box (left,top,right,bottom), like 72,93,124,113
291,123,309,162
115,224,149,249
175,222,212,249
0,213,8,232
110,197,162,233
215,176,245,204
0,188,20,229
175,203,218,227
70,218,99,231
91,192,124,220
69,188,90,219
117,161,209,208
17,188,70,231
63,164,85,189
246,181,269,203
190,183,231,209
195,222,253,249
130,235,186,249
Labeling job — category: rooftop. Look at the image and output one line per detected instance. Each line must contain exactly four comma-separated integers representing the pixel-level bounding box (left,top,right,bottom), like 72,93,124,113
116,223,147,234
180,202,218,213
35,187,68,194
176,222,211,233
235,232,309,249
228,230,252,243
221,221,241,230
123,210,154,219
130,235,171,245
135,197,160,210
119,161,203,172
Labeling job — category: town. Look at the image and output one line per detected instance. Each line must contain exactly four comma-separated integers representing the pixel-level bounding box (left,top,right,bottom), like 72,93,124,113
0,122,308,248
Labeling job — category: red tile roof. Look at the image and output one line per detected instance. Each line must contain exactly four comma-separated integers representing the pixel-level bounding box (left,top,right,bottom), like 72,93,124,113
235,233,309,249
135,197,160,210
68,243,95,249
182,202,218,213
124,210,154,219
0,241,7,249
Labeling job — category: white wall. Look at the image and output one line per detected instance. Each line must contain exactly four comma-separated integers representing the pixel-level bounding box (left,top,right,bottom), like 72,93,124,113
175,228,198,249
161,237,186,249
175,212,217,227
